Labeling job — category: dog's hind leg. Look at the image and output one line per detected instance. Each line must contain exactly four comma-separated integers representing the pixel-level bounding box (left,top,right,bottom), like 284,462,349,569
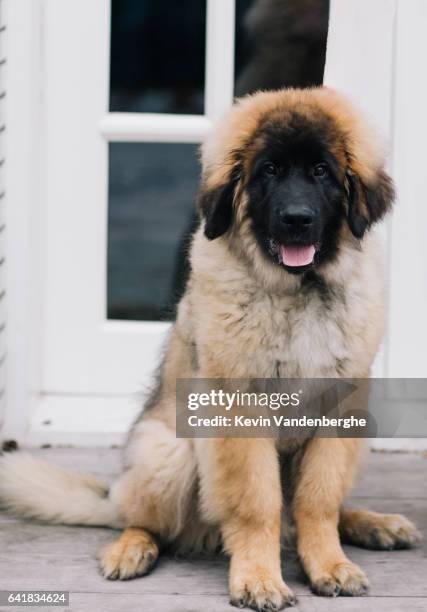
98,417,197,580
339,507,421,550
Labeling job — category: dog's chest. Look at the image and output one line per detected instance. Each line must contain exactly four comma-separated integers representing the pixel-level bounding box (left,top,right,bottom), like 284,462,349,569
237,287,349,378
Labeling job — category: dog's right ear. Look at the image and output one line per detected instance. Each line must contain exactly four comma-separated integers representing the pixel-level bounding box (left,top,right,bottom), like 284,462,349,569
346,172,369,239
345,169,394,239
197,165,241,241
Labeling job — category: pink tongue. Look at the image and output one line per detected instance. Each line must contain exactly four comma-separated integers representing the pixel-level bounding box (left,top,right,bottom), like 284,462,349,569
280,244,315,267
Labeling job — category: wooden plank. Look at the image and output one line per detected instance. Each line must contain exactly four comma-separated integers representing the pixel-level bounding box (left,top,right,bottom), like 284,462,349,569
297,598,427,612
352,452,427,499
63,594,427,612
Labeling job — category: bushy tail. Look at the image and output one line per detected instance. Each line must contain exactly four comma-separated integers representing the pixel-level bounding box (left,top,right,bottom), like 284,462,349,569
0,452,121,528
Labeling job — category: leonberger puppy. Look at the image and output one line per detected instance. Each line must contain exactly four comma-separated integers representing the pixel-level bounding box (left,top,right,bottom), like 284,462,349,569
0,87,420,610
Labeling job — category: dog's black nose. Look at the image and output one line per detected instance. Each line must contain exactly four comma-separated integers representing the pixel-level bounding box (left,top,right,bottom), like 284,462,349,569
279,207,315,231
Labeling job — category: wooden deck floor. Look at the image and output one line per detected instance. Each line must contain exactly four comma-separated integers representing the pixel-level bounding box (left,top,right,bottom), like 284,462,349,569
0,448,426,612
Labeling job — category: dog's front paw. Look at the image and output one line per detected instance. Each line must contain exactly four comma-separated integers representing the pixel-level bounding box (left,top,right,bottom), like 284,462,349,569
97,528,159,580
230,569,296,611
310,560,369,597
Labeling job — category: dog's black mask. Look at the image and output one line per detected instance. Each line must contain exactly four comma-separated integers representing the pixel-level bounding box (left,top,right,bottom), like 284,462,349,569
246,127,345,273
200,114,394,272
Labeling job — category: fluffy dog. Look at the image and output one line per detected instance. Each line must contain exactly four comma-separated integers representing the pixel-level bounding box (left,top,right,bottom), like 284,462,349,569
0,88,421,611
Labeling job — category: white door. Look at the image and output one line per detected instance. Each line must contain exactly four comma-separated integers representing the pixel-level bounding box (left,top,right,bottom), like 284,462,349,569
5,0,237,443
41,1,236,394
3,0,427,445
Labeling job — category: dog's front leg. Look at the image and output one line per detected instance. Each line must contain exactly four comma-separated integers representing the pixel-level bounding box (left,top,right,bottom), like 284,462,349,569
293,438,369,597
196,437,296,610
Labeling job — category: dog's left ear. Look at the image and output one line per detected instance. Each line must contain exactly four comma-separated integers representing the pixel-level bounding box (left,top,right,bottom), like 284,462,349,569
346,169,395,239
197,165,241,241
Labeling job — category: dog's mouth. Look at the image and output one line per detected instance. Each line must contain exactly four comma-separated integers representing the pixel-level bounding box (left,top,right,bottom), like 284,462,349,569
268,239,320,272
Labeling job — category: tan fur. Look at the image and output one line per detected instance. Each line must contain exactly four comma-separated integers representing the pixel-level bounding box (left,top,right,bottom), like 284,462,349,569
195,438,296,608
202,88,384,192
339,508,422,550
0,88,420,610
98,528,159,580
293,438,369,596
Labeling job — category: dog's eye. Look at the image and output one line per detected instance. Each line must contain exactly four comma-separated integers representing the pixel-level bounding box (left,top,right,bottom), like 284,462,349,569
262,162,277,176
313,163,328,178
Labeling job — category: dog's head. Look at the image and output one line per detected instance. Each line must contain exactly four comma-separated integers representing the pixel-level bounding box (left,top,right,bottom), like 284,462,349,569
198,88,394,275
